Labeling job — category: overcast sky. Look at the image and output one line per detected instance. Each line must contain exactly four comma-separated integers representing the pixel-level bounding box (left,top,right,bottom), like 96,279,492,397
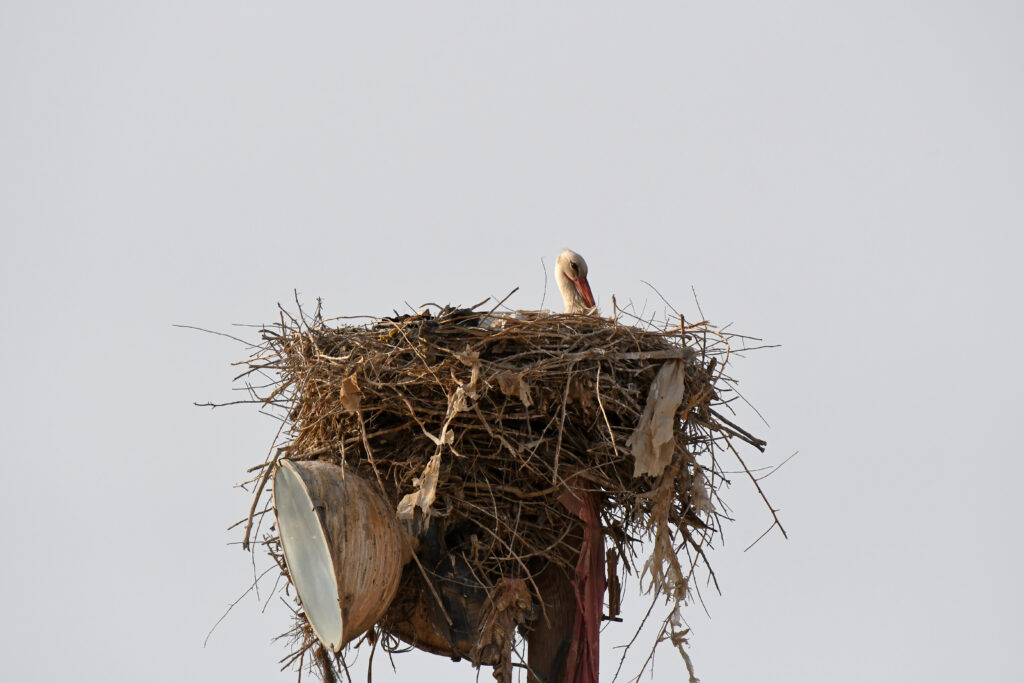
2,2,1022,682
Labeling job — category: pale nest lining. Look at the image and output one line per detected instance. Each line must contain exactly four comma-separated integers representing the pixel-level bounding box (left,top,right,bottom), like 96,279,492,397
235,301,772,681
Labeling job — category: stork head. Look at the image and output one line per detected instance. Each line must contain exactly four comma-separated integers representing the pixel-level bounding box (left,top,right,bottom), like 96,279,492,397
555,248,596,314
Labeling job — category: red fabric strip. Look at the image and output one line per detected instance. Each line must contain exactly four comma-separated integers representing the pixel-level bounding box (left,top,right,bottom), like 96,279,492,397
558,487,605,683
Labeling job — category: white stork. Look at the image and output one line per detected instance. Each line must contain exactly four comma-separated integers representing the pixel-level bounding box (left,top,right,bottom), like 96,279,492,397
555,249,596,314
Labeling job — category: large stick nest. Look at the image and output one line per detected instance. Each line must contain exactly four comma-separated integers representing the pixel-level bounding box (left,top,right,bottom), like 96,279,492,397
235,299,773,680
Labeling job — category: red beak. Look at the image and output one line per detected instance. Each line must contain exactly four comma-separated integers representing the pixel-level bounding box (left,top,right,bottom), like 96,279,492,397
573,276,596,309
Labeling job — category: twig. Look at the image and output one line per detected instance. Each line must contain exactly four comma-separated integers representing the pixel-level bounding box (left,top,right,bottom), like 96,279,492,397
204,564,276,646
173,323,252,346
551,362,574,485
726,439,787,540
708,408,767,452
595,366,621,462
484,286,521,318
757,450,799,482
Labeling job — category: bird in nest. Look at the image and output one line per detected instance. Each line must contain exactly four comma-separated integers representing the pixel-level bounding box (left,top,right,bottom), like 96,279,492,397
555,248,597,314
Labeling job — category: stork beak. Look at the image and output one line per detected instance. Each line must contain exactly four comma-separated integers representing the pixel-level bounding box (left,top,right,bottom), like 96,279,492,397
573,276,596,310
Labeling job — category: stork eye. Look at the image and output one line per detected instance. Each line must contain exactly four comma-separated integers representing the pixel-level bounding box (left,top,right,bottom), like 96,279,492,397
570,262,579,274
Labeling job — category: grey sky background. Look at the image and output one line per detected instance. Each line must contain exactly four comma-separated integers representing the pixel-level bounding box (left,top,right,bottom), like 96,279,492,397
2,2,1021,681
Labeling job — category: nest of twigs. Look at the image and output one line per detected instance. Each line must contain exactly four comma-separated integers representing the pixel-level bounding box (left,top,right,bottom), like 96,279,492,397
234,298,775,681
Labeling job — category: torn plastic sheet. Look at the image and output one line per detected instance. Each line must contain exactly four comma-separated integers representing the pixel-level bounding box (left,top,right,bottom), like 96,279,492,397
396,453,442,519
627,360,687,478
